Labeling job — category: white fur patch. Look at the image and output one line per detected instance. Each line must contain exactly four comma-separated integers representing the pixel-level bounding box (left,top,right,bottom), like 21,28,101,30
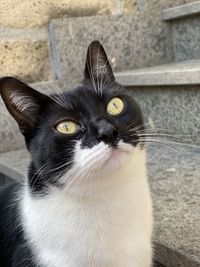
10,91,37,112
21,142,153,267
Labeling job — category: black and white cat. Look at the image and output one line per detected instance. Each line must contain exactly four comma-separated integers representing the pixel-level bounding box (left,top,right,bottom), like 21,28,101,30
0,41,153,267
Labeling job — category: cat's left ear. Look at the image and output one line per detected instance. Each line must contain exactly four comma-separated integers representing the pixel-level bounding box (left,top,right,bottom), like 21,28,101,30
0,77,48,135
84,40,115,84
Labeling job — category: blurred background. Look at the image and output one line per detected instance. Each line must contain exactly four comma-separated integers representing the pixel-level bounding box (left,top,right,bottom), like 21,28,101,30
0,1,200,267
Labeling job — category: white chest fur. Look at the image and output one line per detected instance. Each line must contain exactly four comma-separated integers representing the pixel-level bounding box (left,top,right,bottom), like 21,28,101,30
21,148,153,267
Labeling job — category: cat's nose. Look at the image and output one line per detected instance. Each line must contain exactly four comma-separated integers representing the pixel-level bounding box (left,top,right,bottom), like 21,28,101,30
97,120,118,146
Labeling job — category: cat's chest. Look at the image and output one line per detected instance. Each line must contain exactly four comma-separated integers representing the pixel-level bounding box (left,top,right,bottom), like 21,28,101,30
22,182,152,267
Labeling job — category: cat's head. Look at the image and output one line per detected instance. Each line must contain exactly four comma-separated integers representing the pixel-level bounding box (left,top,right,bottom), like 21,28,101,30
0,41,144,196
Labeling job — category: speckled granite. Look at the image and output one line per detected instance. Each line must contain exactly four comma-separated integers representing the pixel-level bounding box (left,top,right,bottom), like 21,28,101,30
147,144,200,267
172,17,200,62
48,0,194,85
162,1,200,21
49,13,173,86
126,85,200,138
115,60,200,86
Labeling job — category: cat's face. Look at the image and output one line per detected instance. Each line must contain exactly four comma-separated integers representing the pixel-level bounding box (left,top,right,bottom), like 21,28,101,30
0,41,144,195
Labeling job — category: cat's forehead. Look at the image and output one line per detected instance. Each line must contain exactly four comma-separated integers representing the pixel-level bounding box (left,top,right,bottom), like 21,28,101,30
53,85,119,112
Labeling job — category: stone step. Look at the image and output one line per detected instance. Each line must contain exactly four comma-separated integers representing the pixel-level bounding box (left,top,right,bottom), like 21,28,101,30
115,60,200,86
0,145,199,267
162,1,200,21
115,60,200,138
148,144,200,267
0,28,52,83
162,1,200,62
48,14,173,86
0,80,60,153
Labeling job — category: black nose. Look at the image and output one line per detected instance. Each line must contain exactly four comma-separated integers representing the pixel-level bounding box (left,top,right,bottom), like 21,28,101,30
97,120,118,146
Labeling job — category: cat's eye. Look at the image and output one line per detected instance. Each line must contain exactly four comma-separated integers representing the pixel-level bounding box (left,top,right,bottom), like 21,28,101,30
107,97,124,116
56,121,78,135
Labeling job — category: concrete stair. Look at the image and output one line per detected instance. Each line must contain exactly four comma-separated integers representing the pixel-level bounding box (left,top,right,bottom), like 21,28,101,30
162,1,200,62
115,60,200,86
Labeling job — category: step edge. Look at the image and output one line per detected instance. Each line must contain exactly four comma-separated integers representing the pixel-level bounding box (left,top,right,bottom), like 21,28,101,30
162,1,200,21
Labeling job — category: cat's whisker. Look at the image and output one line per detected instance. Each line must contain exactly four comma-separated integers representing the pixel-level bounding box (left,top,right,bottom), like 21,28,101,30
137,138,182,153
30,163,48,190
137,133,195,142
63,165,84,192
126,115,169,132
139,131,199,146
31,68,62,95
80,169,94,196
40,157,74,176
87,46,98,93
48,94,72,110
99,61,109,97
62,145,108,192
138,136,200,151
96,42,100,94
135,127,191,135
70,167,92,196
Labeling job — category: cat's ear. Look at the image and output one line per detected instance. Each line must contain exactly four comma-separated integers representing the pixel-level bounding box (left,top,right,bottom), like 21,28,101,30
84,40,115,84
0,77,48,135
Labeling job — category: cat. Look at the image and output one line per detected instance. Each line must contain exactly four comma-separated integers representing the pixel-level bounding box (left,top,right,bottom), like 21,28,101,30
0,41,153,267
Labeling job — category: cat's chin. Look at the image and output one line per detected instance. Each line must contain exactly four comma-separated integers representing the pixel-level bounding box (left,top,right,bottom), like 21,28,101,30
86,140,134,173
101,145,133,172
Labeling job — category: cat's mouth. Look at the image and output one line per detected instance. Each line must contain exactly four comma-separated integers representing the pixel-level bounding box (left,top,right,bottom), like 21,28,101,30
73,140,134,174
108,146,129,160
101,142,133,170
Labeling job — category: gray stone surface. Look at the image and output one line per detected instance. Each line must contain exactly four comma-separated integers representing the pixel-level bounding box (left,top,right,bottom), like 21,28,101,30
172,17,200,62
0,149,29,181
126,85,200,138
49,12,174,86
147,144,200,267
0,80,61,153
115,60,200,86
0,145,199,266
48,0,194,86
162,1,200,21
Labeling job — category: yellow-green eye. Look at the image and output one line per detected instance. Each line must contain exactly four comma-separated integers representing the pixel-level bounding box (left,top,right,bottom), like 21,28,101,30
107,97,124,116
56,121,78,135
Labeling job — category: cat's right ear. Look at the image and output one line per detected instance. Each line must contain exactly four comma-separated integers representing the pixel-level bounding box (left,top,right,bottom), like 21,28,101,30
0,77,48,135
84,41,115,84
